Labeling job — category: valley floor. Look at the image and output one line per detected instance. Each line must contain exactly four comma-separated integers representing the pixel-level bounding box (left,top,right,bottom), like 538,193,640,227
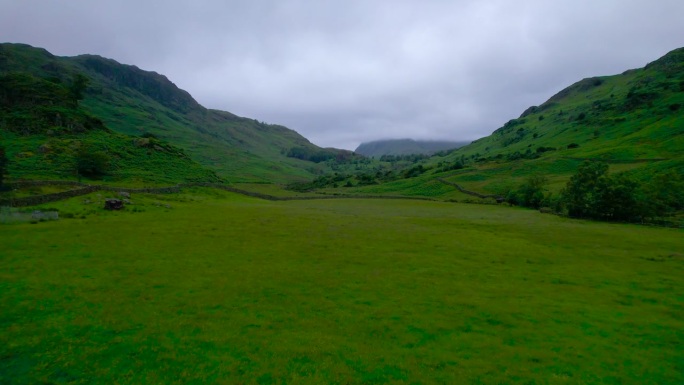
1,189,683,384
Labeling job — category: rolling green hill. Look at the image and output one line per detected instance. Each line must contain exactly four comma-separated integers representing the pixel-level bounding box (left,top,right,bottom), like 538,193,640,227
438,47,684,185
347,48,683,190
0,72,219,184
0,43,349,183
406,48,684,207
355,139,468,157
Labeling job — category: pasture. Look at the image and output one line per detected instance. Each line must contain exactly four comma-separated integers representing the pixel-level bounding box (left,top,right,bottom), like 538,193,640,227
1,189,683,384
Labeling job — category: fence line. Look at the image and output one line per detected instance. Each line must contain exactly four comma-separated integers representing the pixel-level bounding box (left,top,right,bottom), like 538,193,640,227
1,181,435,207
436,178,504,201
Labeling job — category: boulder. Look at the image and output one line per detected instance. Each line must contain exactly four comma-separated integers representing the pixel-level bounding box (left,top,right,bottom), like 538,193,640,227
104,199,124,210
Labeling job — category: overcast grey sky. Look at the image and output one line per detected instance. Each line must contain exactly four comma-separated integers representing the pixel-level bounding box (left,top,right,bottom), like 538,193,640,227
2,1,683,150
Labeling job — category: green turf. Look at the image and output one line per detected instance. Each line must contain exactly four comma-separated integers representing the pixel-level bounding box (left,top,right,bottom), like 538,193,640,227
2,190,682,384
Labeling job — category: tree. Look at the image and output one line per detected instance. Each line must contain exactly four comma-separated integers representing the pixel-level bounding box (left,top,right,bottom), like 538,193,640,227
506,174,549,208
641,170,684,217
75,147,110,180
594,173,643,221
69,74,90,104
562,161,608,218
0,146,8,190
519,174,549,209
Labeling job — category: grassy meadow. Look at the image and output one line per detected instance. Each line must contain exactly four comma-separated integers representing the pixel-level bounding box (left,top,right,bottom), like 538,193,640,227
1,189,683,384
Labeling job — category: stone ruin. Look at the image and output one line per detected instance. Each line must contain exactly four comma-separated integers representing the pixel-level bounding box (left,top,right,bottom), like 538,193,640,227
104,198,124,210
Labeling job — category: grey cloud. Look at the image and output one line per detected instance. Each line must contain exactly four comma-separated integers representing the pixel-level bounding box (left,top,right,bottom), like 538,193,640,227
2,0,683,150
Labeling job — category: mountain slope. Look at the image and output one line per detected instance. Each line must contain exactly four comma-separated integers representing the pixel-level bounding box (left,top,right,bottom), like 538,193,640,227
355,139,468,157
297,47,684,205
0,72,219,184
423,47,684,195
0,43,343,182
453,48,684,163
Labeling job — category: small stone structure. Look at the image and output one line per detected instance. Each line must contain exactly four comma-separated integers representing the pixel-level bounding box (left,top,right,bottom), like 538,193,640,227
104,199,124,210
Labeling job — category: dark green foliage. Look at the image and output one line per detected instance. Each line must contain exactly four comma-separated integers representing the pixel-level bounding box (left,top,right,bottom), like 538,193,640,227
402,164,426,178
437,160,464,172
357,173,378,185
506,150,539,161
562,161,610,218
286,146,338,163
68,73,89,102
624,88,657,110
560,161,682,222
507,174,548,209
0,72,105,135
536,146,555,153
641,170,684,216
75,146,110,179
0,72,73,108
567,143,580,149
0,145,7,189
379,153,429,163
592,173,643,221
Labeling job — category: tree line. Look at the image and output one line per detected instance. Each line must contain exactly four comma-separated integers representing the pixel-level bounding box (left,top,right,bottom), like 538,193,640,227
507,160,683,223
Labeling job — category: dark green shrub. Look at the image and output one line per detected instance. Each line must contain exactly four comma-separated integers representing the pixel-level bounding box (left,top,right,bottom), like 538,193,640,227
0,146,7,190
76,147,110,179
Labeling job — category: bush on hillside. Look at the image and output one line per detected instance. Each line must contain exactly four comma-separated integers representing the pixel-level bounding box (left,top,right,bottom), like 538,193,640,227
506,174,549,209
75,146,110,179
0,146,8,190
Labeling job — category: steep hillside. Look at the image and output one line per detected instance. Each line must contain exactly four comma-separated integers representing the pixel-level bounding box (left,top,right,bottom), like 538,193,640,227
451,48,684,164
0,43,345,182
421,47,684,195
0,71,219,184
355,139,468,157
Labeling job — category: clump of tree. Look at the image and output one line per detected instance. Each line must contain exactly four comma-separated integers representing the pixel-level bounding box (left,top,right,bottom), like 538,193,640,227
75,146,110,180
436,160,464,173
0,72,102,135
506,149,540,161
505,161,683,224
402,164,426,178
536,146,556,153
561,161,683,222
0,146,8,191
286,147,341,163
506,174,549,209
379,154,429,163
68,74,90,103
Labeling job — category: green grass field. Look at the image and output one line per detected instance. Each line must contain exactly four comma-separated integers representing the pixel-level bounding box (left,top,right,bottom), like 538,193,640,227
1,190,683,384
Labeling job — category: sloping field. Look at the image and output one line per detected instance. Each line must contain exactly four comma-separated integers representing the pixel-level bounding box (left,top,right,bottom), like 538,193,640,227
1,190,682,384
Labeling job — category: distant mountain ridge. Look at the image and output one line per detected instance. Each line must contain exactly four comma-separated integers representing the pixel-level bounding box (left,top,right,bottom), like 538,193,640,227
355,139,468,157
